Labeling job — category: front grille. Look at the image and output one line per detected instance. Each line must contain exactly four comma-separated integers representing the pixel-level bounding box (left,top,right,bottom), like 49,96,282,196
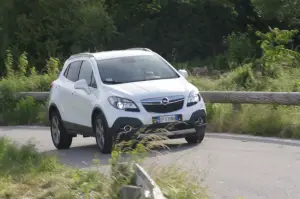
142,101,184,113
141,95,184,113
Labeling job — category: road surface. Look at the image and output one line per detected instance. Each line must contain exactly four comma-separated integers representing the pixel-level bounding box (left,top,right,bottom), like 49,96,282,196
1,126,300,199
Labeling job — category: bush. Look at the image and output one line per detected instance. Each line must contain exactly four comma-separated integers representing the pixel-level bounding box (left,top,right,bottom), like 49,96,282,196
0,52,57,125
0,137,59,176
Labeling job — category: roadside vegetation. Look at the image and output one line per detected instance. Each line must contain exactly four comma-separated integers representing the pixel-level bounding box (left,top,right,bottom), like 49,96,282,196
0,136,209,199
1,27,300,139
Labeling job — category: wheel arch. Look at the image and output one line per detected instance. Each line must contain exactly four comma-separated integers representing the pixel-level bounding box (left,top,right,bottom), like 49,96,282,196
91,107,108,131
48,103,60,121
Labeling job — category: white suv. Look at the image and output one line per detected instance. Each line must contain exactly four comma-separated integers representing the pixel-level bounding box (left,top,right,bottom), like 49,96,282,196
48,48,207,154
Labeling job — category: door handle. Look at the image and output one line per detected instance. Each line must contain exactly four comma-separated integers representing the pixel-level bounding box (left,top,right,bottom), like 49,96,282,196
72,91,76,96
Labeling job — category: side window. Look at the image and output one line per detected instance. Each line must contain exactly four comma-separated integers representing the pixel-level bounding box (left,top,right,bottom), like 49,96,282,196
90,72,97,88
78,60,97,88
65,61,82,82
63,65,70,77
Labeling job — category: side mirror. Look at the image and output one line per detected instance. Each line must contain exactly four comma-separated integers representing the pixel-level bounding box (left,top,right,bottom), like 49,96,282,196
74,79,91,94
178,69,188,78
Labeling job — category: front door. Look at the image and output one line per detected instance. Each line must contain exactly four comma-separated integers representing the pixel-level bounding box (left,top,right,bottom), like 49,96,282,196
60,60,83,125
72,60,98,129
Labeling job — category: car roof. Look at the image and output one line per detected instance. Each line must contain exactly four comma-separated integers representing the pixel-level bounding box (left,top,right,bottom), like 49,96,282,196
69,49,154,61
93,50,153,60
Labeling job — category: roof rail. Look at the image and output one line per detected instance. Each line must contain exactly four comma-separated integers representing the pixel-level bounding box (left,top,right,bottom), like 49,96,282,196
127,48,152,52
68,52,93,59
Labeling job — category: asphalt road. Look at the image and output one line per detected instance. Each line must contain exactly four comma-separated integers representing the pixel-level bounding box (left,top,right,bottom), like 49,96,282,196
1,126,300,199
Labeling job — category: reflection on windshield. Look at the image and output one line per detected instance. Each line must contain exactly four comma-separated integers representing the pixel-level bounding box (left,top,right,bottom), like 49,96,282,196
97,55,179,84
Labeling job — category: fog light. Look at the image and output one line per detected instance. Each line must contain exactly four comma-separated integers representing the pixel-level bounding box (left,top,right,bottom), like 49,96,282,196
195,117,204,126
123,125,132,133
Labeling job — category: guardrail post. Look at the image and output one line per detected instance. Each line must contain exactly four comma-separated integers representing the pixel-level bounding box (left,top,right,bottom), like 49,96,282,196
135,163,166,199
232,103,241,121
120,185,142,199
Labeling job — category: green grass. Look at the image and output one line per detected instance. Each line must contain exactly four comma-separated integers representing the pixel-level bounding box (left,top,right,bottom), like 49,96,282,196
206,103,300,138
152,166,209,199
0,137,208,199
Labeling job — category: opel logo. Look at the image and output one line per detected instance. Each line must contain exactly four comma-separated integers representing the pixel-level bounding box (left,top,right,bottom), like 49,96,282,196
161,97,169,105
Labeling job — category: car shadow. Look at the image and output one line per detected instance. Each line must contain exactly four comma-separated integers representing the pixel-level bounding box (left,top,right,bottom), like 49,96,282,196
44,144,111,168
43,139,196,169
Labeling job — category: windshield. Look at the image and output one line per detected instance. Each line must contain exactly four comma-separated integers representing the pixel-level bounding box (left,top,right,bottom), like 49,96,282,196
96,55,179,84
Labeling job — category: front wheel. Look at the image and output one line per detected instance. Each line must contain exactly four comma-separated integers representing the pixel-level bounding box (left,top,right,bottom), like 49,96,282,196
50,110,73,149
93,113,114,154
185,127,205,144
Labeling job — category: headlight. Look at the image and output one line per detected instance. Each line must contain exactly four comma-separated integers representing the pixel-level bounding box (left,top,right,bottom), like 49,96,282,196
187,90,201,107
108,96,139,112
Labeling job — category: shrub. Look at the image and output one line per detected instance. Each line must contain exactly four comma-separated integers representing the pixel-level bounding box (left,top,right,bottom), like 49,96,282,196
0,137,59,177
256,28,300,77
0,52,57,125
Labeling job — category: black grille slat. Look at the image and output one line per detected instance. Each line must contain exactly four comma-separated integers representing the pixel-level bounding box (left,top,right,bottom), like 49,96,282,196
142,100,184,113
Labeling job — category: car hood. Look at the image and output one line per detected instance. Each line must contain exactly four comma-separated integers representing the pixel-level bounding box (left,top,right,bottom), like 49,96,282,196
105,78,195,99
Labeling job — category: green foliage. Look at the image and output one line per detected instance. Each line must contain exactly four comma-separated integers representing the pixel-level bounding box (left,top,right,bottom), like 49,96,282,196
226,32,256,68
154,166,209,199
0,0,115,72
217,63,255,90
256,28,300,69
251,0,300,25
208,104,300,139
45,57,60,74
4,50,13,77
1,0,300,74
0,52,57,125
0,137,59,176
12,97,41,124
17,52,28,76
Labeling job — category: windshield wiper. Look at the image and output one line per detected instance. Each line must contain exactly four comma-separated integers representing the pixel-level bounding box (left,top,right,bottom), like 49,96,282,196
102,80,124,84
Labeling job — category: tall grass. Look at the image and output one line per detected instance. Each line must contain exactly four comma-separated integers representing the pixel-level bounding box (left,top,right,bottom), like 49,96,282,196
192,65,300,138
0,136,208,199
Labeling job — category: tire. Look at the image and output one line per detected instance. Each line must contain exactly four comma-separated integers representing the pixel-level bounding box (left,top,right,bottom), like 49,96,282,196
93,112,114,154
185,127,205,144
50,110,73,149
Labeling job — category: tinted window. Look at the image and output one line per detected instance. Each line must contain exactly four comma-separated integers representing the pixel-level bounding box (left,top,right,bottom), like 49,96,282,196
78,60,93,85
66,61,82,82
96,55,179,84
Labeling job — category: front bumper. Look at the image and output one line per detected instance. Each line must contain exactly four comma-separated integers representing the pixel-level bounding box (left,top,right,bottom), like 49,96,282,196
108,109,207,140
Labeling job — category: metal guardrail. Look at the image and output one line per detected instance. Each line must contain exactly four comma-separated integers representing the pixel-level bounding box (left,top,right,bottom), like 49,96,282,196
120,163,166,199
14,91,300,105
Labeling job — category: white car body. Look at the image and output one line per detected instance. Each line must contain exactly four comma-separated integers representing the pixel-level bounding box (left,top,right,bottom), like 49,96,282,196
48,48,207,153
